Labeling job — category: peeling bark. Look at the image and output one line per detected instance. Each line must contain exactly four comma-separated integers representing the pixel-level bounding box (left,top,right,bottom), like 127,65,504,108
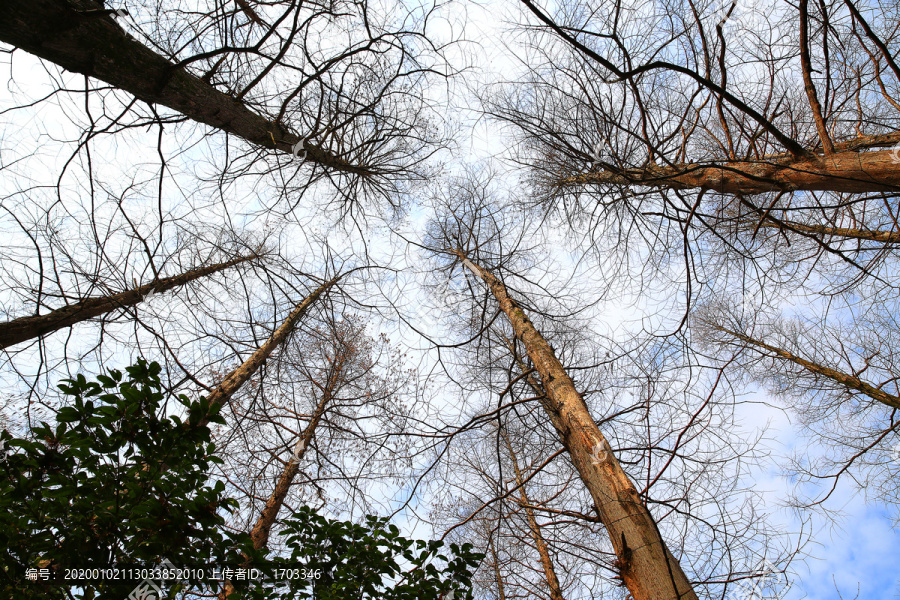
0,254,258,350
0,0,372,176
457,251,698,600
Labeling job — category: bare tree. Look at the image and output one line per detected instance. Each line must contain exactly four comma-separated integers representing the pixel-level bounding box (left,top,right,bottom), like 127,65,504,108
0,0,455,210
212,318,400,598
694,299,900,521
482,0,900,296
0,252,260,350
480,0,900,534
499,425,566,600
207,303,419,542
453,248,698,600
415,169,800,599
498,0,900,193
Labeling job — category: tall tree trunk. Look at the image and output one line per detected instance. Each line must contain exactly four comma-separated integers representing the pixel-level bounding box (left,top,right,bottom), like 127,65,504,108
217,351,344,599
0,0,371,176
0,254,258,350
248,347,348,551
710,324,900,411
209,277,344,600
563,148,900,195
499,428,565,600
199,275,342,427
456,250,698,600
488,533,508,600
745,220,900,244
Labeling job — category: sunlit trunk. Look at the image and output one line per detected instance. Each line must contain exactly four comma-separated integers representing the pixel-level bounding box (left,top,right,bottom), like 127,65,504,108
458,250,698,600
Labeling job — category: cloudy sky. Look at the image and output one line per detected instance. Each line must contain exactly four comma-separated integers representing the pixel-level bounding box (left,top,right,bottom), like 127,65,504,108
1,0,898,598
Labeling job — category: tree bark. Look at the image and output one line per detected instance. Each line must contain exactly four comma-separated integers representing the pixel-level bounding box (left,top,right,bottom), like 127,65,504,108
711,324,900,411
563,148,900,195
488,534,508,600
0,254,259,350
799,0,835,155
457,251,698,600
500,429,565,600
750,220,900,244
248,347,347,551
0,0,372,176
199,275,342,427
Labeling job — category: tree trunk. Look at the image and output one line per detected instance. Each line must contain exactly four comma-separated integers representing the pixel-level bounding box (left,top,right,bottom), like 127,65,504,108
711,324,900,411
500,428,565,600
248,347,347,551
209,277,343,600
457,250,698,600
199,275,342,427
216,352,343,599
488,534,508,600
0,254,258,350
748,220,900,244
563,147,900,195
0,0,371,176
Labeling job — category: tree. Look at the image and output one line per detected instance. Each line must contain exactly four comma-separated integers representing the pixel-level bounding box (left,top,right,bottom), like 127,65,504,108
420,170,696,600
498,0,900,193
693,300,900,521
454,248,698,600
3,0,889,594
482,0,900,531
212,312,420,597
0,0,453,207
272,506,482,600
417,169,798,599
0,253,261,350
0,358,245,598
498,425,565,600
483,0,900,304
197,272,346,427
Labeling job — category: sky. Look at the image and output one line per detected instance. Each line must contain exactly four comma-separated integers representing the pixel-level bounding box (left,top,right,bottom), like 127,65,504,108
0,0,898,598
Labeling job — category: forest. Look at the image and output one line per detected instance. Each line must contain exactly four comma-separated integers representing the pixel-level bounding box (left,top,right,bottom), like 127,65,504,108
0,0,898,598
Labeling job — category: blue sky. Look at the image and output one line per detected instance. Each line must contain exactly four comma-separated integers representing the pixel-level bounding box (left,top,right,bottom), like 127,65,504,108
784,502,900,599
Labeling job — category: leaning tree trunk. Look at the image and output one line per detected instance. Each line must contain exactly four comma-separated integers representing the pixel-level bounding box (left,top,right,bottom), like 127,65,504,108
0,254,259,350
248,347,347,551
562,147,900,195
0,0,371,176
187,273,343,599
457,250,698,600
217,347,345,598
710,323,900,411
500,428,565,600
198,274,343,428
750,221,900,244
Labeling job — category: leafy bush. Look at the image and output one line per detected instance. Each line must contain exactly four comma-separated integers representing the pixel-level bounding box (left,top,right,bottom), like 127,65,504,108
0,360,481,599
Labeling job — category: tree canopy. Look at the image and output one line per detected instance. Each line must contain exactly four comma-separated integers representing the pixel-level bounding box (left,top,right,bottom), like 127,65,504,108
1,0,898,597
